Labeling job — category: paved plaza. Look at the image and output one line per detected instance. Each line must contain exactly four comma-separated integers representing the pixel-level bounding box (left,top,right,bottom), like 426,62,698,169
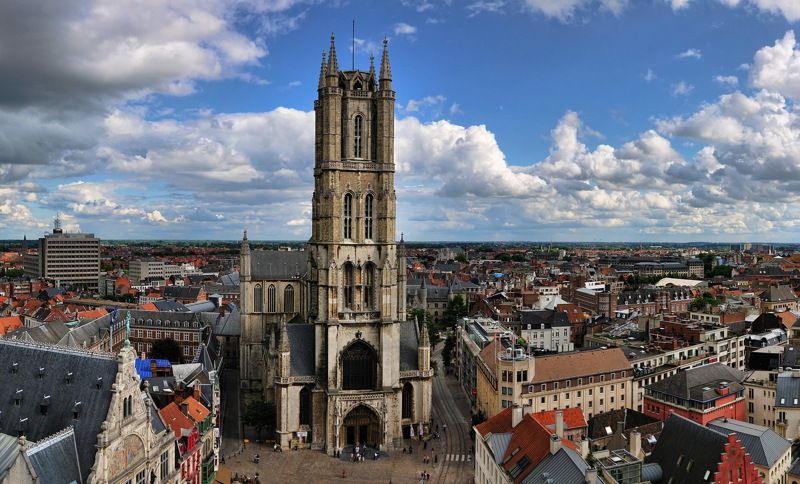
221,346,475,484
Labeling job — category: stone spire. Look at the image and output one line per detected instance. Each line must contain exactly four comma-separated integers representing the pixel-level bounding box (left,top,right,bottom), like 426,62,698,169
318,50,327,89
369,53,376,88
419,316,430,347
379,37,392,90
327,33,339,77
279,316,290,352
240,229,250,282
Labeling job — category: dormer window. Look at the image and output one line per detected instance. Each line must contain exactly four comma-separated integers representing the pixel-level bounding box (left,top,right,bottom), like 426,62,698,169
354,115,363,158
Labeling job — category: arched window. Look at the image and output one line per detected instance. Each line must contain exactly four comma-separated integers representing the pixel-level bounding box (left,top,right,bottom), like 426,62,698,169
343,193,353,240
284,285,295,313
364,193,373,240
299,386,312,425
354,115,363,158
402,382,413,419
342,341,377,390
364,263,375,310
267,284,277,313
253,284,263,312
343,262,354,310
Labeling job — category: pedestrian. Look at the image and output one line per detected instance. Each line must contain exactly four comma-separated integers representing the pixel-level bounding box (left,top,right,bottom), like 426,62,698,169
443,424,447,432
434,454,438,464
423,441,427,450
341,468,346,478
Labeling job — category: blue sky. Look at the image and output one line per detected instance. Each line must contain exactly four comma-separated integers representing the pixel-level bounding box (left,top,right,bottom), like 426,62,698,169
2,0,800,242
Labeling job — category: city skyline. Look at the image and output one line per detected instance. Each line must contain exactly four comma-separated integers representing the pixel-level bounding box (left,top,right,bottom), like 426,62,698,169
2,1,800,241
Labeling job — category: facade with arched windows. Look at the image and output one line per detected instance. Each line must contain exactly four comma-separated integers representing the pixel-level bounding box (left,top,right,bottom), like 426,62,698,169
240,34,431,454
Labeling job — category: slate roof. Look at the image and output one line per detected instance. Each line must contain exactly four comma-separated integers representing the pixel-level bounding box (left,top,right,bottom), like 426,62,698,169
789,457,800,477
0,339,119,483
529,348,631,384
27,427,82,484
775,372,800,408
163,286,202,300
708,418,790,468
646,414,730,484
760,285,797,302
587,408,660,440
0,433,19,482
287,323,316,376
519,310,570,329
216,271,240,286
152,300,189,312
250,251,307,280
213,308,240,337
520,447,589,484
645,363,746,403
399,320,420,372
185,300,216,313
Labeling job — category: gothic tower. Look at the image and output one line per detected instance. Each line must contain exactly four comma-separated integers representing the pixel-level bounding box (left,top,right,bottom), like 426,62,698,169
306,34,430,453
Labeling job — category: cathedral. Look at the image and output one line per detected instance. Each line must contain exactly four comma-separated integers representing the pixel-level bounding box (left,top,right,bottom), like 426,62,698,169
239,34,433,454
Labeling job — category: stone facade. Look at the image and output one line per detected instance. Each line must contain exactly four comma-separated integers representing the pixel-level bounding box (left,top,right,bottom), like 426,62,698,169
240,35,432,454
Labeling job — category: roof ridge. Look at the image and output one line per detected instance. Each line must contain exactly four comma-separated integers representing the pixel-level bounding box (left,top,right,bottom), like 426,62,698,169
27,426,75,454
0,338,115,360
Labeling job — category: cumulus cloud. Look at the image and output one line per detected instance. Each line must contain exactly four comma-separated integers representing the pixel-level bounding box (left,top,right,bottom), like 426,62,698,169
676,48,702,59
750,31,800,101
393,22,417,36
714,75,738,86
671,81,694,96
522,0,628,22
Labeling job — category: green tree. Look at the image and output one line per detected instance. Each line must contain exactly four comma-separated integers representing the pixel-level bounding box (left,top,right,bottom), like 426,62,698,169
689,292,724,311
442,333,456,368
149,338,183,363
496,253,512,262
243,398,275,440
442,295,468,326
3,268,23,278
455,253,468,263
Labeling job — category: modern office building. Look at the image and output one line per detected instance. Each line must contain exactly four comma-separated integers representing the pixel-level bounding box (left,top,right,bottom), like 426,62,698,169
23,216,101,291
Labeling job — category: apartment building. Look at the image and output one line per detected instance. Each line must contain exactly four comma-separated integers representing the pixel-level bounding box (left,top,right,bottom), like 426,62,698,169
23,218,100,290
519,348,634,420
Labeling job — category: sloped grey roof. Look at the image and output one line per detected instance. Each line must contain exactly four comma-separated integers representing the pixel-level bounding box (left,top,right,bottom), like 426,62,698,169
521,447,589,484
164,286,202,300
487,432,512,464
0,433,19,482
708,418,790,468
760,285,797,302
646,414,728,484
217,271,240,286
288,323,315,376
150,403,168,435
789,457,800,477
250,251,307,280
641,463,663,482
646,363,746,402
776,372,800,408
0,339,118,483
399,320,419,372
185,300,216,313
27,427,82,484
152,300,189,312
519,310,571,329
214,308,240,337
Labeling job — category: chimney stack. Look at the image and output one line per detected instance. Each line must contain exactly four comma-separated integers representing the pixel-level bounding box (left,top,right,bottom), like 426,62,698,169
628,429,642,459
580,438,590,459
512,405,523,428
585,467,598,484
555,410,565,439
550,435,562,455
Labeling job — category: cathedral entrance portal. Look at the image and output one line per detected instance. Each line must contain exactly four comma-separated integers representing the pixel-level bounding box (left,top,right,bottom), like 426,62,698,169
341,405,381,447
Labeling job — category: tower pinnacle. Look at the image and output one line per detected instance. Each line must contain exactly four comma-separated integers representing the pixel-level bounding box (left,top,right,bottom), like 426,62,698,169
369,53,376,89
380,37,392,89
318,51,327,89
327,33,339,77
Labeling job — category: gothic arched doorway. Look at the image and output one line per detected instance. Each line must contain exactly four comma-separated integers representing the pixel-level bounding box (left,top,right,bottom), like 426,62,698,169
342,405,381,447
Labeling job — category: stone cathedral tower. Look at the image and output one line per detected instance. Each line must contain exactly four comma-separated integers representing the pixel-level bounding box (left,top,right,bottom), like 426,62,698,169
240,34,431,455
305,34,431,453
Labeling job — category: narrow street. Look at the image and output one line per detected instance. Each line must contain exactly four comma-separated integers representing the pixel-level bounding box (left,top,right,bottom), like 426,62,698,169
431,343,474,484
220,367,242,459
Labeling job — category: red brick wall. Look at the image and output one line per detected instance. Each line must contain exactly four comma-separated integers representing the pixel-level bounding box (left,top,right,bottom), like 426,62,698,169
714,434,763,483
644,395,745,426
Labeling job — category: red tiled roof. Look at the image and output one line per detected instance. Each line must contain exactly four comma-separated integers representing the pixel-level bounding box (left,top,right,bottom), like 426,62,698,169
0,316,22,336
76,308,107,320
530,408,587,431
475,408,580,483
182,396,210,422
160,402,194,439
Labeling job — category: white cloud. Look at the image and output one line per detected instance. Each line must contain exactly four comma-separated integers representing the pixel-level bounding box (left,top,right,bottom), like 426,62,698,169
522,0,628,22
672,81,694,96
750,31,800,101
466,1,506,17
714,75,738,86
404,95,447,113
644,69,657,82
749,0,800,22
393,22,417,36
676,48,702,59
668,0,691,10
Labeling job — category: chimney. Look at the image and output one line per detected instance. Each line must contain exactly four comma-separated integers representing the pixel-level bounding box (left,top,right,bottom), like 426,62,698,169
585,467,598,484
550,435,562,455
522,403,532,416
512,405,523,428
580,438,590,459
616,420,625,435
629,429,642,458
555,410,565,439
